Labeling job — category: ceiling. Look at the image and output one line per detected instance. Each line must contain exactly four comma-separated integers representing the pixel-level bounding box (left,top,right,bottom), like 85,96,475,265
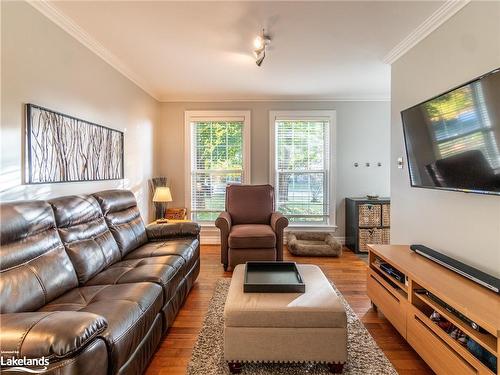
47,1,446,101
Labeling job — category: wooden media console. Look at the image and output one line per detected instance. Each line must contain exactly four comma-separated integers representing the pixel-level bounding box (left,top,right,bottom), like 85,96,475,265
367,245,499,375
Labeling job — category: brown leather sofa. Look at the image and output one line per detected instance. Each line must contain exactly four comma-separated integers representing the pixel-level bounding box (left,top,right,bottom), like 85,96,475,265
0,190,200,375
215,184,289,271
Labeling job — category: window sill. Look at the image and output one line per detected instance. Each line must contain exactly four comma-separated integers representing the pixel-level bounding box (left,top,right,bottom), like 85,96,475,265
198,223,337,231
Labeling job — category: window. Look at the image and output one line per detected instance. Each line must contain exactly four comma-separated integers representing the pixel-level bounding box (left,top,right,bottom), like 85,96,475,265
270,111,335,226
185,111,250,222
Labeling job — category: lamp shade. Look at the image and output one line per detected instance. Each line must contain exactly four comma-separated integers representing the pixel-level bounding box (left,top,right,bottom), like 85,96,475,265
153,187,173,203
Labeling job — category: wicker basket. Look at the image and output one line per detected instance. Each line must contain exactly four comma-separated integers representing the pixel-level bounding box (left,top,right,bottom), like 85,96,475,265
359,228,383,252
382,228,390,244
382,204,390,227
166,208,187,220
358,204,381,227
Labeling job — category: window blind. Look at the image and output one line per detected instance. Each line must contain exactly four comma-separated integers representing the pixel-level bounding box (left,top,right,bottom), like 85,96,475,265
275,119,330,224
190,120,244,222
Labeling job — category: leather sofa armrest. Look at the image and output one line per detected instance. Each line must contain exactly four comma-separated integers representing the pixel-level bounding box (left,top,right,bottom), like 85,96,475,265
215,212,232,268
270,212,289,261
0,311,107,360
146,222,201,241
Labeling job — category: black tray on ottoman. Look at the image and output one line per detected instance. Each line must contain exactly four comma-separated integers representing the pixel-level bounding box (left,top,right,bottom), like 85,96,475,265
243,261,305,293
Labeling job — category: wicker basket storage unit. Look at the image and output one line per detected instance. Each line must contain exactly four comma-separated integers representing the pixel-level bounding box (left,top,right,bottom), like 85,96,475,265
382,204,390,227
358,204,381,227
359,228,383,252
382,228,390,244
345,197,390,253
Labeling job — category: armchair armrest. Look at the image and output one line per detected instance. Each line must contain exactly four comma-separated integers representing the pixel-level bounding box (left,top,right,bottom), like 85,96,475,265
270,212,289,261
0,311,107,360
270,212,289,233
215,211,232,233
215,212,232,269
146,222,200,241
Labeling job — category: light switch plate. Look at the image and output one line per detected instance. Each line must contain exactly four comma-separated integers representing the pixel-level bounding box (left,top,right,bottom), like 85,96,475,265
397,157,404,169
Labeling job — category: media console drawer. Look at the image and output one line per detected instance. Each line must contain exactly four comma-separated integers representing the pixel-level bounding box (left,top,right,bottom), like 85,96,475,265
367,271,407,337
407,307,477,375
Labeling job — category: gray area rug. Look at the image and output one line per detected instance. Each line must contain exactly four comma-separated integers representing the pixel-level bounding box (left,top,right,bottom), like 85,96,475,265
187,279,397,375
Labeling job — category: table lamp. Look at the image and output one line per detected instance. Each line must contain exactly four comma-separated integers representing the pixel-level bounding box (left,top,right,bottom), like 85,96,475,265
153,186,173,223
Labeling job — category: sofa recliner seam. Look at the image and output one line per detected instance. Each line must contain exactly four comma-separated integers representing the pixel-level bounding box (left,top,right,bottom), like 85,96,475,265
16,312,58,355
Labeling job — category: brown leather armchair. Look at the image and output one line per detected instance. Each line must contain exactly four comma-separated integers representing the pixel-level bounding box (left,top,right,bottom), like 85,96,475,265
215,184,289,271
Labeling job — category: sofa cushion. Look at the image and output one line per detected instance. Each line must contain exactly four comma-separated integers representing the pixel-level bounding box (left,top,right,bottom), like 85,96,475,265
85,256,184,303
0,201,78,313
93,190,148,256
40,282,162,374
50,195,121,285
125,238,199,276
229,224,276,249
226,184,274,225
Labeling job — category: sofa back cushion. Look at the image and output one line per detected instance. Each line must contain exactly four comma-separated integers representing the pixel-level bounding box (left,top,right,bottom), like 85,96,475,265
226,184,274,225
50,195,122,284
92,190,147,256
0,201,78,313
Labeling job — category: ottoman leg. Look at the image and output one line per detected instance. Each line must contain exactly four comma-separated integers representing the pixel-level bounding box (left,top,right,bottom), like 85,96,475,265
328,362,344,374
228,361,242,374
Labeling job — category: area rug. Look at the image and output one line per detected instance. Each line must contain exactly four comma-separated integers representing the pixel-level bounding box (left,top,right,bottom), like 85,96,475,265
187,279,397,375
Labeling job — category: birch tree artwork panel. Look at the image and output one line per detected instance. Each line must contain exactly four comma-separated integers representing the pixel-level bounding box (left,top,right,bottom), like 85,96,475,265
26,104,124,183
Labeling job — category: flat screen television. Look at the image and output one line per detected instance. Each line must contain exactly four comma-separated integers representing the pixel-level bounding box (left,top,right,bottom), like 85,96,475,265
401,67,500,195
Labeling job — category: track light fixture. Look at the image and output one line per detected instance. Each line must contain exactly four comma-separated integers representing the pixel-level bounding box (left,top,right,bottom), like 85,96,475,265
253,29,271,67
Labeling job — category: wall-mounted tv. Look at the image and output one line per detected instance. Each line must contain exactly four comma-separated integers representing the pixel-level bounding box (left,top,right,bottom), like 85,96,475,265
401,68,500,195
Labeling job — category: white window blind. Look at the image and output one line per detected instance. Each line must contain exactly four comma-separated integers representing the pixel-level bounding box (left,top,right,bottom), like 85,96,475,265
273,117,332,224
187,113,249,222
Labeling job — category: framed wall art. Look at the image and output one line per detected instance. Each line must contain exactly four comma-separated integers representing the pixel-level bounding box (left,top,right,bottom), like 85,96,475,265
26,103,124,184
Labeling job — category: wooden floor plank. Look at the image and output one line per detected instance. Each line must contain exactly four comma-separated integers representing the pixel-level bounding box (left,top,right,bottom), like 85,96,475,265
145,245,433,374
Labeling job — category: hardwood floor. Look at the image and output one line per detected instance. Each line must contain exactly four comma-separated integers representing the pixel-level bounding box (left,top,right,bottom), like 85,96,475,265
145,245,433,375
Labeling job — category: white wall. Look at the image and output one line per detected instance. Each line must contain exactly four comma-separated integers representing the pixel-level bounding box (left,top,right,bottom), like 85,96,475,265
391,2,500,277
156,101,391,239
1,2,159,219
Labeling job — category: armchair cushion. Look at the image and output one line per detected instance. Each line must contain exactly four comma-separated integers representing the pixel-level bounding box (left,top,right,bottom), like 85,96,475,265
0,311,107,359
146,222,200,241
226,184,274,225
228,224,276,249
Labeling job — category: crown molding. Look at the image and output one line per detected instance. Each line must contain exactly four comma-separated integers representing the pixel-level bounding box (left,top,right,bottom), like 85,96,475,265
383,0,470,65
159,97,391,103
27,0,160,101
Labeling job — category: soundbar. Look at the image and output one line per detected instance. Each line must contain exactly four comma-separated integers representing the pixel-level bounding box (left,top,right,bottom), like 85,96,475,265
410,244,499,294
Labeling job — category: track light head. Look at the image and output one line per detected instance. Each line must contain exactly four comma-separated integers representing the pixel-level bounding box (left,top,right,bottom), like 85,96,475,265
253,29,271,67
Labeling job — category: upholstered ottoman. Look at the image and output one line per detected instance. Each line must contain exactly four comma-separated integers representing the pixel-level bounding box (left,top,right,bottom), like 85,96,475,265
224,264,347,373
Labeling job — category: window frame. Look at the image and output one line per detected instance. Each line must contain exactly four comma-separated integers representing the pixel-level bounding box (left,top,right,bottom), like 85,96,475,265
184,110,251,223
269,110,336,229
